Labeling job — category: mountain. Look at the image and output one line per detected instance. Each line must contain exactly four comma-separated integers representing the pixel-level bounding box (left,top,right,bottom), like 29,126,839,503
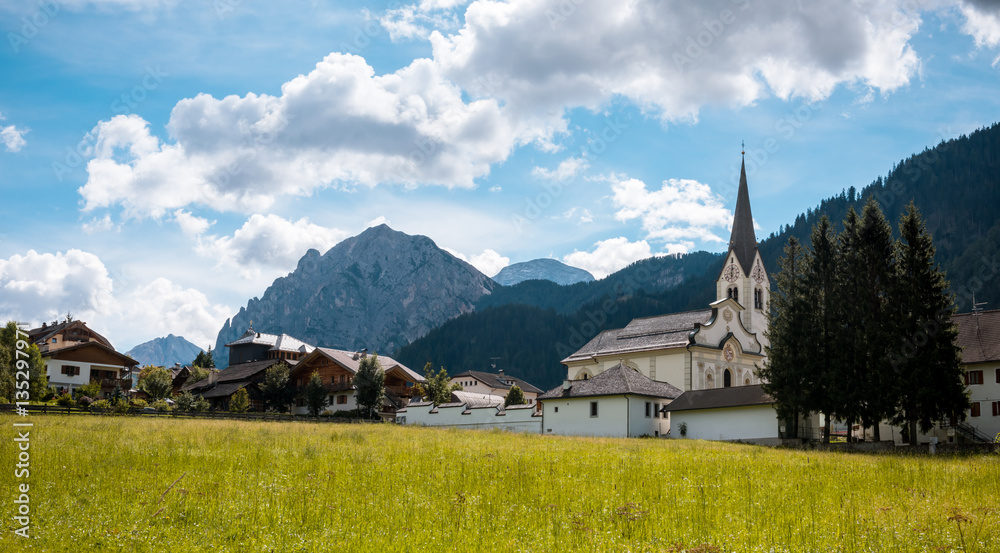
126,335,204,368
212,224,495,368
492,258,595,286
397,122,1000,389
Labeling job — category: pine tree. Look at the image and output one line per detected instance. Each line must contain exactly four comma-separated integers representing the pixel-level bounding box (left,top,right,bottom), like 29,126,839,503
890,202,969,441
504,384,526,407
835,207,865,441
803,216,840,442
759,236,810,438
261,361,292,412
354,353,385,419
305,370,328,417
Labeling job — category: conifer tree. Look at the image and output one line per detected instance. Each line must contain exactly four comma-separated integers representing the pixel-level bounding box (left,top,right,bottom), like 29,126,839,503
835,207,865,441
229,387,250,413
305,370,329,417
890,202,969,441
354,353,385,419
760,236,810,438
261,361,293,412
504,384,526,407
803,216,840,442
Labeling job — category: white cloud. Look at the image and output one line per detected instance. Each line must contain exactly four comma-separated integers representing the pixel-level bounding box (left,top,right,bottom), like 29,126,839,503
82,214,116,234
532,155,588,182
960,0,1000,63
431,0,923,121
173,210,214,238
120,278,231,350
611,176,732,249
444,247,509,276
0,249,116,324
79,53,554,218
196,214,350,279
366,215,391,228
0,112,27,152
579,208,594,223
563,237,655,280
379,1,466,41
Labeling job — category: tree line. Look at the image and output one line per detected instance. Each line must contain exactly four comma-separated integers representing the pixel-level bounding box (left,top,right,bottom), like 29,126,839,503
760,198,969,443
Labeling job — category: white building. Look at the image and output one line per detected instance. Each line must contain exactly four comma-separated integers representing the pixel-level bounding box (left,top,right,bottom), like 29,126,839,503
399,390,541,432
449,369,543,405
539,362,683,438
664,385,782,444
27,319,136,397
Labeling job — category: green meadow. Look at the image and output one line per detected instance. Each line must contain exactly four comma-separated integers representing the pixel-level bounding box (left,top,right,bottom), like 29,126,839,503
1,415,998,552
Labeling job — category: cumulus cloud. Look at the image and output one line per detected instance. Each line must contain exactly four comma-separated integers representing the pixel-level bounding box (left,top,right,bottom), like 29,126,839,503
960,0,1000,62
445,247,510,276
82,214,116,234
0,112,27,152
379,1,464,41
0,250,116,323
195,214,350,279
431,0,923,121
173,210,214,238
563,237,656,280
612,176,732,250
79,53,553,218
120,278,231,350
532,155,588,182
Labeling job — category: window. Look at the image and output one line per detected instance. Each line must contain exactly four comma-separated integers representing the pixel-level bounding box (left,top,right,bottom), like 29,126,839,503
727,286,739,302
583,374,589,380
993,401,1000,417
654,403,660,418
971,402,981,417
590,401,598,417
996,369,1000,384
61,365,80,376
51,338,58,344
554,406,558,413
724,369,732,388
965,371,984,385
337,395,348,405
754,288,763,309
645,402,651,417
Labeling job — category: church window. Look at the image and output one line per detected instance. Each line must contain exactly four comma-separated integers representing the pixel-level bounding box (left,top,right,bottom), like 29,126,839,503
654,403,660,418
590,401,599,417
724,369,732,388
727,286,739,302
754,287,763,309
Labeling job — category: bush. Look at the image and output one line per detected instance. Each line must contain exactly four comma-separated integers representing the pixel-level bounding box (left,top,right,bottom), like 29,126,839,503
151,399,171,411
679,422,688,438
77,396,94,409
77,380,102,399
131,398,148,409
41,387,56,402
193,395,210,412
174,391,195,411
112,398,130,414
90,399,112,412
56,393,75,407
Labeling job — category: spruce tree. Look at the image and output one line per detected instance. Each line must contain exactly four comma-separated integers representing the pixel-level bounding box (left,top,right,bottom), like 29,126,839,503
835,207,865,441
354,353,385,419
890,202,969,441
305,370,328,417
261,361,292,412
504,384,526,407
760,236,810,438
803,216,839,442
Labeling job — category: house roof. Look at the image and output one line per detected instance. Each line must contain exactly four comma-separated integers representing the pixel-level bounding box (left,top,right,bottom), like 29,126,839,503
27,320,114,350
199,381,251,399
538,362,683,400
663,384,774,413
291,348,425,382
42,341,138,367
954,309,1000,365
182,359,283,392
561,309,712,363
451,370,543,394
225,327,315,354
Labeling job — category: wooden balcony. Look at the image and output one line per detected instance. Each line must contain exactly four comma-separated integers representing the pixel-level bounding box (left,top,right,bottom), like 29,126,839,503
95,378,132,389
387,384,416,398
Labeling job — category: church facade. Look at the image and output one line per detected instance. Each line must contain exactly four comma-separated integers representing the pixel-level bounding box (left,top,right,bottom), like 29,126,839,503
560,158,770,396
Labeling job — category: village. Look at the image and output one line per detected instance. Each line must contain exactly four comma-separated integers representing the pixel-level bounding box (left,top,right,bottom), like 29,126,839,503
23,161,1000,449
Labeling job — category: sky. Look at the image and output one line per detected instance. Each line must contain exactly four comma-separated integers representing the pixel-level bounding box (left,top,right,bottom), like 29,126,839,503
1,0,1000,352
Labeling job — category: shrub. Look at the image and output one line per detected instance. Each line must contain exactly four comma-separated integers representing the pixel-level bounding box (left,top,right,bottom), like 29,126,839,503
679,422,688,438
90,399,112,412
112,398,130,414
77,380,102,399
56,393,75,407
41,387,56,402
151,399,171,411
229,388,250,413
193,395,210,412
131,398,148,409
77,396,94,409
174,391,196,411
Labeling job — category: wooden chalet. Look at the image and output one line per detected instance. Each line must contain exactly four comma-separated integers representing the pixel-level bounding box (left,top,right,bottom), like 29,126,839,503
27,319,136,397
289,348,425,415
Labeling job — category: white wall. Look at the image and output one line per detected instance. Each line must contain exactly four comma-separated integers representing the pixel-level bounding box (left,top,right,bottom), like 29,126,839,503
671,405,780,441
400,403,541,433
293,391,357,415
46,360,123,392
542,395,672,438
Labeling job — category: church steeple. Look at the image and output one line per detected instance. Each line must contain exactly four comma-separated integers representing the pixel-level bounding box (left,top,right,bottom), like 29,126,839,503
728,156,758,274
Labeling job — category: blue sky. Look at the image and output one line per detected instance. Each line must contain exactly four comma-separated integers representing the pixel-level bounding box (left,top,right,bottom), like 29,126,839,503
1,0,1000,351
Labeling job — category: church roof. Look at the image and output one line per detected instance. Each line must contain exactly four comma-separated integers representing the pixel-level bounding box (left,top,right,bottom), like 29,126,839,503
727,158,758,274
954,309,1000,364
539,362,683,400
663,384,774,412
561,309,712,363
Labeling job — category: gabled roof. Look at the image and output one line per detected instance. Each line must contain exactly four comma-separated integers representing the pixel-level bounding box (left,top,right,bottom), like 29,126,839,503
225,327,315,354
561,310,712,363
42,341,138,367
727,157,758,274
182,358,282,392
954,309,1000,364
199,381,253,399
27,320,114,350
290,348,425,382
663,384,774,412
538,362,683,400
451,370,543,394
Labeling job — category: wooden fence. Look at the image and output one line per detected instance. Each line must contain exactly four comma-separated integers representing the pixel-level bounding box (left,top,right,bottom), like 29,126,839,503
0,403,381,424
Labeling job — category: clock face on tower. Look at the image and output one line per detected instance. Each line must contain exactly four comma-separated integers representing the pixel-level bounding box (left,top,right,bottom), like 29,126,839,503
751,261,766,284
723,263,740,283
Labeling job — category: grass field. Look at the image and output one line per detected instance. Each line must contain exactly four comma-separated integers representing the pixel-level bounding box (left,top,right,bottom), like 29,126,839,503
1,415,998,552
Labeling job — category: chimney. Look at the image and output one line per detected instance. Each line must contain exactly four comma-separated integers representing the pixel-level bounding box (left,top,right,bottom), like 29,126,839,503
498,368,504,377
562,379,571,391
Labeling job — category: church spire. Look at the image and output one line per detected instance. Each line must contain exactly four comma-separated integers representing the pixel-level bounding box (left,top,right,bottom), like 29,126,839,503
728,156,758,273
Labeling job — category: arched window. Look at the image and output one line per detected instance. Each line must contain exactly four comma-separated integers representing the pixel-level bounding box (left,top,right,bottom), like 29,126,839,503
727,286,739,302
724,369,732,388
754,287,763,309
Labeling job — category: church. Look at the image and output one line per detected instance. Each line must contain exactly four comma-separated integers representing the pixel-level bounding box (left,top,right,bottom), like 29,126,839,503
542,156,785,441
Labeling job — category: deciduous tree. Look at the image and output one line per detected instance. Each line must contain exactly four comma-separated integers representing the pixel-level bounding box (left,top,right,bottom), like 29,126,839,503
137,366,173,400
261,361,293,412
229,387,250,413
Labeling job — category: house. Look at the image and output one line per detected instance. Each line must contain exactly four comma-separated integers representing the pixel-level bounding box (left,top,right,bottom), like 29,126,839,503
538,362,683,438
181,359,282,411
450,369,543,405
225,325,315,364
27,319,137,398
289,348,425,415
663,385,783,444
955,308,1000,442
399,390,542,432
